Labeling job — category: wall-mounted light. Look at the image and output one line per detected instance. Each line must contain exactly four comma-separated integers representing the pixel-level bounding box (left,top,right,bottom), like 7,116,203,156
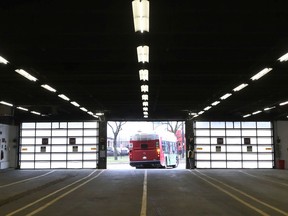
139,69,149,81
132,0,149,33
0,56,8,64
250,68,272,81
137,46,149,63
15,69,38,82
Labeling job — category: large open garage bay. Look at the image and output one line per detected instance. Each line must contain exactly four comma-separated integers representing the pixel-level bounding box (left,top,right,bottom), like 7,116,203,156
0,169,287,216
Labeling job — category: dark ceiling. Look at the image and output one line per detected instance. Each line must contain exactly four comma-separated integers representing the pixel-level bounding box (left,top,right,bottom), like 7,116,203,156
1,0,288,122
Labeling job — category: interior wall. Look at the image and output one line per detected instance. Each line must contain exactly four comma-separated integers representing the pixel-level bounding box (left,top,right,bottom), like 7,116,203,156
274,121,288,169
0,124,18,169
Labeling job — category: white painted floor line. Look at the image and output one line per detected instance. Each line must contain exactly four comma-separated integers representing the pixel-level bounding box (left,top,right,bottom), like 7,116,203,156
6,170,102,216
140,169,147,216
0,171,55,188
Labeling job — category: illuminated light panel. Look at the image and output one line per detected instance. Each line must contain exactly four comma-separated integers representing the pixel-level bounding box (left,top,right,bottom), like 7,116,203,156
211,101,220,106
96,112,104,116
132,0,149,33
233,83,248,92
0,101,13,107
250,68,272,81
204,106,211,111
15,69,38,82
192,114,199,118
17,106,28,111
252,110,262,115
0,56,9,64
87,111,94,115
264,106,276,111
189,112,197,116
80,107,88,112
143,101,148,106
243,114,251,118
278,53,288,62
142,94,148,100
58,94,70,101
143,107,148,111
143,111,148,115
198,111,204,115
31,111,41,115
141,85,148,92
71,101,80,107
279,101,288,106
144,115,148,118
139,69,149,81
220,93,232,100
137,46,149,63
41,84,57,92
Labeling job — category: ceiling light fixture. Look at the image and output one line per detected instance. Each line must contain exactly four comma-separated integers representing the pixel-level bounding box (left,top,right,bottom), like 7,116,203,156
132,0,149,33
279,101,288,106
278,53,288,62
143,107,148,111
211,101,220,106
142,94,148,100
31,111,41,115
41,84,57,92
139,69,149,81
15,69,38,82
233,83,248,92
137,46,149,63
252,110,262,115
250,68,272,81
141,85,148,92
96,112,105,116
0,56,9,64
220,93,232,100
143,101,148,106
71,101,80,107
264,106,276,111
143,111,148,115
16,106,28,111
204,106,211,111
58,94,70,101
0,101,13,107
198,111,204,115
80,107,88,112
243,114,251,118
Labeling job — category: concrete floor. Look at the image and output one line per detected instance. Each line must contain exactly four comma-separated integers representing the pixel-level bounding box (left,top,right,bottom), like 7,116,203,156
0,168,287,216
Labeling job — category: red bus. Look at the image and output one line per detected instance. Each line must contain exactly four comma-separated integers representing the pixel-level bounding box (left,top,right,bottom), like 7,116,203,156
129,132,179,168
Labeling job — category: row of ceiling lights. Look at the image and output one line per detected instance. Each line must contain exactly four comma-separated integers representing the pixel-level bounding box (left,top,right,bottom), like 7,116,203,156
190,53,288,119
132,0,149,118
0,56,103,118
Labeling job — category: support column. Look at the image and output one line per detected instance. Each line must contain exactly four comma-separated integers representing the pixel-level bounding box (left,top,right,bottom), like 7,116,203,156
98,120,107,169
185,119,195,169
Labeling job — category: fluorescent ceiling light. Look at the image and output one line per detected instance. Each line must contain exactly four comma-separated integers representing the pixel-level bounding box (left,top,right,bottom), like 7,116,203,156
58,94,70,101
17,106,28,111
31,111,41,115
243,114,251,118
142,94,148,100
198,111,204,115
279,101,288,106
132,0,149,33
252,110,262,115
0,101,13,107
0,56,9,64
143,101,148,106
137,46,149,63
15,69,38,82
192,114,199,118
143,107,148,111
204,106,211,111
80,107,88,112
220,93,232,100
41,84,57,92
188,112,197,116
211,101,220,106
233,83,248,92
141,85,148,92
143,111,148,115
278,53,288,62
96,112,104,116
264,106,276,111
144,115,148,118
139,69,149,81
87,111,94,115
250,68,272,81
71,101,80,107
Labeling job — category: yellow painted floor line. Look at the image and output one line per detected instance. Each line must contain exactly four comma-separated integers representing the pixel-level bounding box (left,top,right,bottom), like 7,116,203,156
140,169,147,216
